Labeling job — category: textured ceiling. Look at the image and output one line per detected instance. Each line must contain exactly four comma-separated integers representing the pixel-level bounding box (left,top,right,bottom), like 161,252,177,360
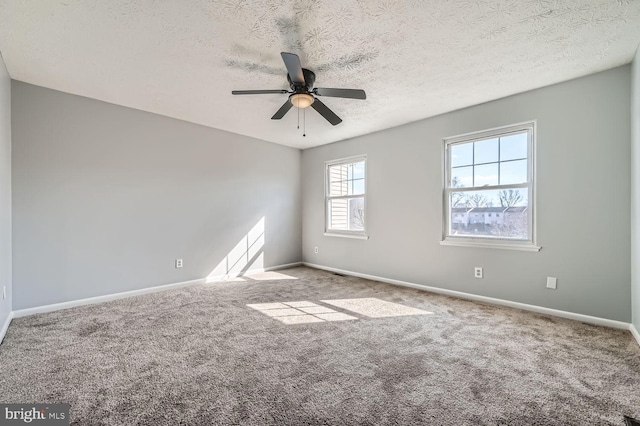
1,1,640,149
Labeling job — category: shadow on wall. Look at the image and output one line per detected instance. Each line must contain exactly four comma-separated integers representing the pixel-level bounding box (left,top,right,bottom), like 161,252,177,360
206,217,266,282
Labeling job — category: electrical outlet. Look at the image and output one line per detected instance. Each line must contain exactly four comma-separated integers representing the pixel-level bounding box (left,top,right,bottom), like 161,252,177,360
474,267,483,279
546,277,557,289
314,246,319,254
175,259,183,269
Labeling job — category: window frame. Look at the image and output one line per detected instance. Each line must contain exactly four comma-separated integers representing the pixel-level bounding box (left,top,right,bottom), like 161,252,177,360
441,121,540,251
324,155,369,240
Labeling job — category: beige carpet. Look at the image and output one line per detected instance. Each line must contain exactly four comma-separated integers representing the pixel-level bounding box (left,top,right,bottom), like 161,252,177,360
1,266,639,425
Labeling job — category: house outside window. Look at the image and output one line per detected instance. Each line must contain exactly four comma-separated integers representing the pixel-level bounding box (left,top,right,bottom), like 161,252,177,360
442,122,539,251
325,155,368,239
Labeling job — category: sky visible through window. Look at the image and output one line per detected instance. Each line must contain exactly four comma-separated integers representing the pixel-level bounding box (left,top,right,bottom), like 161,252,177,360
450,131,528,207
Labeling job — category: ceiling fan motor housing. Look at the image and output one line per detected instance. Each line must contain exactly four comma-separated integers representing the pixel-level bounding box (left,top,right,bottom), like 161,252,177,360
288,68,316,93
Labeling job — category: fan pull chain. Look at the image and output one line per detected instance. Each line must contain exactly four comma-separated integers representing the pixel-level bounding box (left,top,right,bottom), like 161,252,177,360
297,105,300,129
303,107,306,137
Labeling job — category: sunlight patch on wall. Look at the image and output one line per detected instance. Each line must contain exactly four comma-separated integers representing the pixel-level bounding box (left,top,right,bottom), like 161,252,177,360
206,217,265,282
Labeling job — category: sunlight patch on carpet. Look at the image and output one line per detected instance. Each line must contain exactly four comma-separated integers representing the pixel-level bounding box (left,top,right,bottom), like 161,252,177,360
314,312,359,321
321,298,432,318
298,306,336,314
282,301,316,308
244,271,298,281
247,302,290,310
259,308,302,317
247,301,358,324
277,315,325,324
209,271,299,283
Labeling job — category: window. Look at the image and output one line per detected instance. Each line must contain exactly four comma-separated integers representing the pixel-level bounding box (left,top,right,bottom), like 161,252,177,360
442,122,539,251
325,156,367,238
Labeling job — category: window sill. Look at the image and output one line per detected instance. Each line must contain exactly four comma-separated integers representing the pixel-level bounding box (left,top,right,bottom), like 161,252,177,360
440,239,541,252
324,232,369,240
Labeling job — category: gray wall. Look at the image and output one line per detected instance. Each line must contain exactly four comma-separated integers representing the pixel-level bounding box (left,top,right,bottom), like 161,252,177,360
302,66,631,322
632,46,640,332
12,82,302,310
0,53,11,327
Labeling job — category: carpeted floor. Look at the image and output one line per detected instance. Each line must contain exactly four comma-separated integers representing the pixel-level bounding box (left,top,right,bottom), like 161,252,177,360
1,266,639,425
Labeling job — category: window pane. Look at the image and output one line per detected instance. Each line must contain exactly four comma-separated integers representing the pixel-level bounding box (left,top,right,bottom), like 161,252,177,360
352,161,365,179
449,189,527,208
329,162,365,196
327,157,366,233
329,180,348,196
500,132,527,161
451,143,473,167
449,190,529,240
352,179,365,195
450,191,468,208
451,166,472,188
449,189,528,240
445,124,533,244
328,164,347,197
500,159,527,185
328,198,364,231
474,163,498,186
474,138,498,164
349,197,365,230
496,189,527,207
329,199,349,230
329,164,348,182
450,189,498,209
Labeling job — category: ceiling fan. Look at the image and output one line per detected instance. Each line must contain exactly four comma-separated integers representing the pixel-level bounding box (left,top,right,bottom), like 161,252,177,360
232,52,366,126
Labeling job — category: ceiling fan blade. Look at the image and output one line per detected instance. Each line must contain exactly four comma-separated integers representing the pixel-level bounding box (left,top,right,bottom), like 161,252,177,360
281,52,305,86
311,98,342,126
271,100,293,120
232,89,289,95
314,88,366,100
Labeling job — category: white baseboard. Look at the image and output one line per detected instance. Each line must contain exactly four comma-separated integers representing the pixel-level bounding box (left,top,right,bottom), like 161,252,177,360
13,262,303,319
631,323,640,347
13,277,206,318
0,311,13,344
303,262,631,331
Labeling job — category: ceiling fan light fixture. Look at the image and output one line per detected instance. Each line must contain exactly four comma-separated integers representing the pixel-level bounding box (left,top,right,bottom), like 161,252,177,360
290,93,314,109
